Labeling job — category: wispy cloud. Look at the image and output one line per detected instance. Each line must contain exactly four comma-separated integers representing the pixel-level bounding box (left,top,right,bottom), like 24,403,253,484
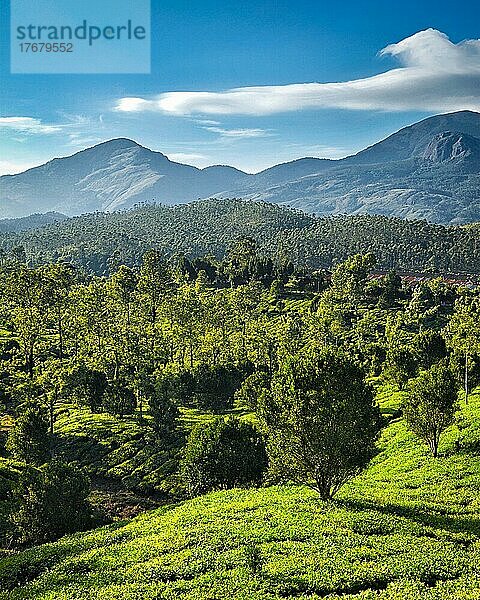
67,132,105,148
203,126,272,139
0,117,62,134
194,119,221,126
114,29,480,116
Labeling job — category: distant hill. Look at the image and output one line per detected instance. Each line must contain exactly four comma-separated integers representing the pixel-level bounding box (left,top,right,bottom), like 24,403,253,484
0,211,68,233
1,111,480,224
2,198,480,275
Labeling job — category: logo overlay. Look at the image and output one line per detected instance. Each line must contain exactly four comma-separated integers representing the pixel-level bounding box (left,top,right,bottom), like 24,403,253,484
10,0,150,74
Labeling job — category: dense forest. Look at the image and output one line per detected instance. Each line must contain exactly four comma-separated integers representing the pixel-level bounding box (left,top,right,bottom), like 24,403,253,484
0,236,479,554
1,199,480,275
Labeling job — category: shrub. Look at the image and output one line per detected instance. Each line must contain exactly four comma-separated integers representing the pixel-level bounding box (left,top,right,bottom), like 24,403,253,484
6,404,50,465
149,379,181,440
384,345,418,389
11,461,92,545
190,363,251,411
103,381,136,417
181,417,267,496
64,364,108,412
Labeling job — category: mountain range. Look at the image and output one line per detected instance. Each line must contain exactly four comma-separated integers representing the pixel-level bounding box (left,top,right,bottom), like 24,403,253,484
1,110,480,224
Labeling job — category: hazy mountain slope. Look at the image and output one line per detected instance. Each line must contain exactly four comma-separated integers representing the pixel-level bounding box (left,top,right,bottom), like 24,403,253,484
0,140,250,219
348,110,480,164
234,156,480,223
222,112,480,224
1,110,480,223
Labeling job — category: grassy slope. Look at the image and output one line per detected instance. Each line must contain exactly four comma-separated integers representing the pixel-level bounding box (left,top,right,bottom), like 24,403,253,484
3,392,480,599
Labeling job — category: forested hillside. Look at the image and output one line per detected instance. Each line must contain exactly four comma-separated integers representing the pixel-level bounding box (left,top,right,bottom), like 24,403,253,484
1,199,480,275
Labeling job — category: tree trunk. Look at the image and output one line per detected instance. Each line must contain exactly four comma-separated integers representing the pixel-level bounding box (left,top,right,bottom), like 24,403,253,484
58,307,63,361
464,350,469,405
27,345,34,378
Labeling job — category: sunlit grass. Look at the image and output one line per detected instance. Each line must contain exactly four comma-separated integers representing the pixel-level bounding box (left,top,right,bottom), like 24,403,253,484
3,389,480,598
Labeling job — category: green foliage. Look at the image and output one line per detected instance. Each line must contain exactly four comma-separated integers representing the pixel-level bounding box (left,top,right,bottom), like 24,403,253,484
103,381,136,417
189,363,250,411
259,348,382,499
234,369,271,411
384,345,418,390
412,330,447,369
403,362,458,457
64,363,108,412
181,417,268,496
148,379,180,440
10,461,92,546
6,404,50,465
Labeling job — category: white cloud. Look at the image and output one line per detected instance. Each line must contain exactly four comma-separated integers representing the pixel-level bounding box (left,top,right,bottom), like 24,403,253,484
114,29,480,116
203,126,272,138
0,117,62,134
194,119,221,126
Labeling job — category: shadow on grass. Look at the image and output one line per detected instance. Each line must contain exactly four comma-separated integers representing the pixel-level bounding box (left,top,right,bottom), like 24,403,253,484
338,497,480,541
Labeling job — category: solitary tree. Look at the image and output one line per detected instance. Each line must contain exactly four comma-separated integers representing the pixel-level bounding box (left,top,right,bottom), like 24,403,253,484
403,362,457,457
258,348,382,500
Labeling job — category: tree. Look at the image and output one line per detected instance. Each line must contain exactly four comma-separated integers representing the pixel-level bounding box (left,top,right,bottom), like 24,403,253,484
103,380,136,417
149,377,180,440
7,403,50,465
41,262,76,361
403,362,458,457
64,362,108,412
3,266,50,377
190,363,249,411
328,253,377,304
448,293,480,404
258,348,382,500
384,344,417,390
181,417,268,496
223,237,258,286
234,369,271,412
412,330,447,370
138,250,171,325
11,461,92,545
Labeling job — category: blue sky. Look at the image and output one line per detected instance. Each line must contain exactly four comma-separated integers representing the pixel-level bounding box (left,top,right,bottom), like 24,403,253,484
1,0,479,174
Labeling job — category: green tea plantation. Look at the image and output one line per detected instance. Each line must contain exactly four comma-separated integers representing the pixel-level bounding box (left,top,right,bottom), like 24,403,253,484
2,390,480,599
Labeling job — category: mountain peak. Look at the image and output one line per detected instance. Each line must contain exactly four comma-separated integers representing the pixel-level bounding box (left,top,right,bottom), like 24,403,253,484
349,110,480,165
91,138,143,150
